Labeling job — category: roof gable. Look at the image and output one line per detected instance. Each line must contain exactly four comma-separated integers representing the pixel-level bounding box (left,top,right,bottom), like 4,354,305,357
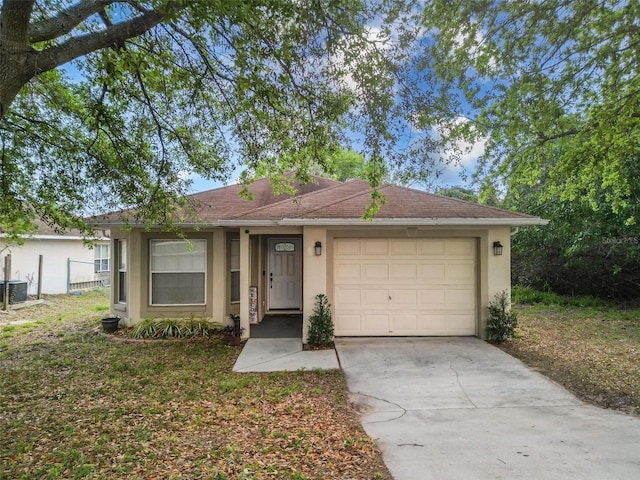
192,175,341,222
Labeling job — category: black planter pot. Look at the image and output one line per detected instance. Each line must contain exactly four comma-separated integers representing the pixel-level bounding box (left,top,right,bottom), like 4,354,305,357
101,317,120,333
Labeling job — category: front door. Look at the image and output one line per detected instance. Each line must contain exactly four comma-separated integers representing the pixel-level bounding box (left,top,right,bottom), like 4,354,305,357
268,238,302,310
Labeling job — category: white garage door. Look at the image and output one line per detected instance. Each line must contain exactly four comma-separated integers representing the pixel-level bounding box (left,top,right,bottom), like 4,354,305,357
333,238,477,336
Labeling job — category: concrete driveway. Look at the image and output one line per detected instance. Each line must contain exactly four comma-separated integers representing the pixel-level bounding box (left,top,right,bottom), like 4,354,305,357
335,337,640,480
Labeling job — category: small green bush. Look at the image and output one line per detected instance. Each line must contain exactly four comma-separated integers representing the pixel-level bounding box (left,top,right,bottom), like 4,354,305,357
486,290,518,342
306,294,334,347
512,285,605,307
129,318,221,339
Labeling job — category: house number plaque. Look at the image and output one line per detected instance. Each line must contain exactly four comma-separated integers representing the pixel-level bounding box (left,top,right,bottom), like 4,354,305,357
249,286,258,324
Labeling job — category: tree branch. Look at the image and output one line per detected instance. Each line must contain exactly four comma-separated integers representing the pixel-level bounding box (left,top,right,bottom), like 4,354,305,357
29,0,115,44
1,0,35,48
30,6,179,76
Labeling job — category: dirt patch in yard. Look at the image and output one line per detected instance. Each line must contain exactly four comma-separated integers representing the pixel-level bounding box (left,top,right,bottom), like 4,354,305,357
497,304,640,416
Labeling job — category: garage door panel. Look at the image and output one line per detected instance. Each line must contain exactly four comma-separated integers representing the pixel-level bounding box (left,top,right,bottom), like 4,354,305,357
447,239,475,256
417,239,447,256
334,238,476,336
391,289,417,306
391,314,418,331
418,313,447,334
363,239,389,255
335,239,361,256
338,314,363,334
391,264,417,281
446,289,475,307
446,263,475,282
446,313,476,333
363,264,389,281
335,287,362,308
364,313,390,331
364,289,390,305
420,289,446,306
335,264,361,281
390,239,417,255
418,264,446,281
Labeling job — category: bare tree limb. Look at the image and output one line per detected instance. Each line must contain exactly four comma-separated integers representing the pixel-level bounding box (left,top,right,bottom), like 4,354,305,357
29,7,178,76
29,0,115,43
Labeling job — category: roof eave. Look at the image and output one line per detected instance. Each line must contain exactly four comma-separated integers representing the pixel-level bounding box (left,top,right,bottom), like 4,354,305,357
89,217,548,229
277,217,548,226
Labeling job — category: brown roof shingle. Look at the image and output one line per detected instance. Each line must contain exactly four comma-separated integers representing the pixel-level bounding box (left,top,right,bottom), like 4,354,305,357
90,175,544,226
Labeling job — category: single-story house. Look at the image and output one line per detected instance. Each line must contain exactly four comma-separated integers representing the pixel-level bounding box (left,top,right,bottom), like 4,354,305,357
91,175,546,341
1,221,110,295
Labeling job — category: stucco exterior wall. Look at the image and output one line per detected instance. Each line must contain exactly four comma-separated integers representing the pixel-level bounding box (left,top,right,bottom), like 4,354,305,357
302,227,328,342
481,226,512,337
110,224,513,341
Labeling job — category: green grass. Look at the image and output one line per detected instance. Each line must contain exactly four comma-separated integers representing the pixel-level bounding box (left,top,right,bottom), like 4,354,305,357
0,291,390,480
512,285,606,307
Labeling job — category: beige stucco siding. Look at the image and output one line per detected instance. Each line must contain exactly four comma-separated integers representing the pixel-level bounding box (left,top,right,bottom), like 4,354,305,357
302,227,328,341
111,228,221,325
110,224,512,341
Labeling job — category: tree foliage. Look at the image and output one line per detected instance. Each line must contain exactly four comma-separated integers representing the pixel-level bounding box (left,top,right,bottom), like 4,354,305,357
419,0,640,219
327,148,368,182
0,0,418,238
507,152,640,299
435,186,478,203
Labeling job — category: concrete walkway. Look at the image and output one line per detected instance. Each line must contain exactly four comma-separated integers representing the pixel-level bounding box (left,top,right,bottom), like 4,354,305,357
232,338,339,372
335,337,640,480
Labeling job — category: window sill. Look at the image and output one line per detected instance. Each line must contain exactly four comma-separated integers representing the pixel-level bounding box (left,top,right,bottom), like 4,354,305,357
148,304,207,308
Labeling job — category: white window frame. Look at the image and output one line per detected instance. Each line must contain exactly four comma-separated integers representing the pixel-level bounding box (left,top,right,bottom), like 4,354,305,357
230,238,240,303
149,239,207,306
117,239,127,304
94,243,111,273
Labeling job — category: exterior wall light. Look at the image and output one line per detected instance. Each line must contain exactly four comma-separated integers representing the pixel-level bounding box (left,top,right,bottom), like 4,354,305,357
314,241,322,256
493,241,504,256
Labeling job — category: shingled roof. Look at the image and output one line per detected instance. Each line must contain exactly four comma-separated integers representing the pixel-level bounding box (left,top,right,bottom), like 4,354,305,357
92,175,545,227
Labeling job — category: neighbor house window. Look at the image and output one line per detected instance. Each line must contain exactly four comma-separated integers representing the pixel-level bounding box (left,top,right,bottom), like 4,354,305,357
150,239,206,305
94,244,110,273
230,238,240,303
117,239,127,303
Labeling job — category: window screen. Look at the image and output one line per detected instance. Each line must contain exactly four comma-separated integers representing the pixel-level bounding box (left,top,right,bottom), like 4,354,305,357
150,239,206,305
230,238,240,302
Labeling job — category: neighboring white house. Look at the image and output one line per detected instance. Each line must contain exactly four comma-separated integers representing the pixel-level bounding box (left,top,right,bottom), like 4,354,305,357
0,221,110,295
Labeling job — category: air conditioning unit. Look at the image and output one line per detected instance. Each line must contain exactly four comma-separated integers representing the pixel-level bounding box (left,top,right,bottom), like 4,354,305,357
0,280,28,304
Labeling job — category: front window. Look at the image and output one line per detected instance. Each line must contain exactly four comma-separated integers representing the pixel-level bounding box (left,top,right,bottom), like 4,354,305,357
230,238,240,303
150,239,206,305
117,239,127,303
94,244,110,273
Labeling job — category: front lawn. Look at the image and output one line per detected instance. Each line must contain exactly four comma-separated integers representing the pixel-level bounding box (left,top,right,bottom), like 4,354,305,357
499,302,640,415
0,291,390,480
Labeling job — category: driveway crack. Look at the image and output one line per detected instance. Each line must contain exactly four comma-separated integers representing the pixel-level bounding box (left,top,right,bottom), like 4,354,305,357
356,391,408,423
450,356,478,409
